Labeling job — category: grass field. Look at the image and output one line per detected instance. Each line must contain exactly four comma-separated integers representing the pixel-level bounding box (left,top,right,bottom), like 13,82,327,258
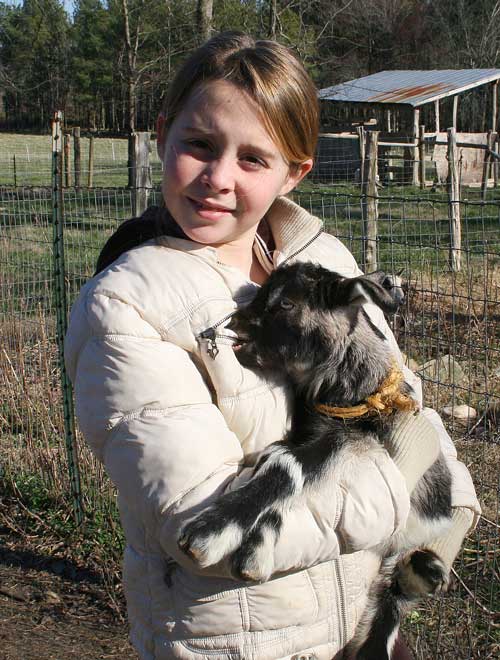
0,132,163,188
1,149,499,657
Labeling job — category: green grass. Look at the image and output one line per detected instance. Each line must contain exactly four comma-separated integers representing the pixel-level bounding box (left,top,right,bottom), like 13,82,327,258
293,188,500,271
2,182,499,317
0,132,163,188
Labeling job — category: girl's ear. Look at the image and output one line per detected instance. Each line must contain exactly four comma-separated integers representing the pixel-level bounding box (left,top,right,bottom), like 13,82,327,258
156,114,167,161
279,159,314,195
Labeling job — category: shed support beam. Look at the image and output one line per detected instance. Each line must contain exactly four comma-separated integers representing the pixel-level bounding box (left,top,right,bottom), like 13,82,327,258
385,108,391,132
435,100,440,133
419,124,426,189
452,96,458,130
413,108,420,185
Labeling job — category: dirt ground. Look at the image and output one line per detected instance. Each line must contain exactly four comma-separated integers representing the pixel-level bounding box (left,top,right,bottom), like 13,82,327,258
0,524,138,660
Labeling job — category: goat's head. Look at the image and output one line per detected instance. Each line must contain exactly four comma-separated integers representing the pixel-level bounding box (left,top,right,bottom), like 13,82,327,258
229,262,401,403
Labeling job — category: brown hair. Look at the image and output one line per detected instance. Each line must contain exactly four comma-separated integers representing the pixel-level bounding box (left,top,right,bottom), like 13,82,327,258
161,32,318,170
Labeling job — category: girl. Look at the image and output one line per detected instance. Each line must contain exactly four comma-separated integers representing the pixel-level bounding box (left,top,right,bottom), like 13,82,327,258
65,32,480,660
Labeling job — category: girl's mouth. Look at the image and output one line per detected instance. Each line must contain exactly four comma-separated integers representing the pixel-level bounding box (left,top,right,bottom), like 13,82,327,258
188,197,235,219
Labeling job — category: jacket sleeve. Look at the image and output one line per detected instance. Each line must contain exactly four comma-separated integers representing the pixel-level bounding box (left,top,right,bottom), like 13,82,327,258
65,289,419,578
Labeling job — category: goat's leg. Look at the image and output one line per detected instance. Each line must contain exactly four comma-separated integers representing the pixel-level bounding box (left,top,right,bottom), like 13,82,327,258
349,549,448,660
178,442,303,578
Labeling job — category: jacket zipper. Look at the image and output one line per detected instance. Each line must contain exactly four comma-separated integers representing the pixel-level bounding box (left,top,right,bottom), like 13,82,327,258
199,229,323,359
199,312,237,359
280,229,323,267
333,559,348,649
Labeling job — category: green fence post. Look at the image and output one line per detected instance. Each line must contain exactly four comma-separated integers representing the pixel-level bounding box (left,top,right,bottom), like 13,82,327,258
51,110,84,525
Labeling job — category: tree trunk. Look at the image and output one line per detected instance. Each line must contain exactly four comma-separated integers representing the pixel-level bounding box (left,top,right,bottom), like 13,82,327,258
121,0,138,187
269,0,277,38
197,0,213,43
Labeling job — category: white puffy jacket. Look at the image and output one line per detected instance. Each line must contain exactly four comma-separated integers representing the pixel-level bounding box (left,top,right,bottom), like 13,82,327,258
65,196,480,660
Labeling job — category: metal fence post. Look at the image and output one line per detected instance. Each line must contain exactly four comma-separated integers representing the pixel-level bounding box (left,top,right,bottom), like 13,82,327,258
51,111,84,525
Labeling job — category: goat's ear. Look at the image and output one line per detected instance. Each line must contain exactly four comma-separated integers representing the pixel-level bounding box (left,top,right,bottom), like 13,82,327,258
363,270,390,286
344,274,399,313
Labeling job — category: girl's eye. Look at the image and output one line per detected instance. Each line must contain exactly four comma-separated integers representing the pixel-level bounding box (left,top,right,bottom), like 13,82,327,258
242,154,266,168
280,299,295,310
185,139,211,151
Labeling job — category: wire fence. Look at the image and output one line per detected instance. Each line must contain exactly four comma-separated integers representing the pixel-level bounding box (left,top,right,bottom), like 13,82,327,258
0,133,163,188
2,129,498,193
0,165,499,656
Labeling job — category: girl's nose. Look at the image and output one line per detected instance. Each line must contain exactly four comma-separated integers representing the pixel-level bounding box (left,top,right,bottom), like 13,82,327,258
201,157,235,193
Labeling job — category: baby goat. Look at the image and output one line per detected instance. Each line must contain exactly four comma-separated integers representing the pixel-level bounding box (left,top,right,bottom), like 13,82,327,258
179,262,452,660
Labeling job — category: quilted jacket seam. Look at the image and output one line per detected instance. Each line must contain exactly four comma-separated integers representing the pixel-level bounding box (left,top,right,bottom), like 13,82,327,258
105,402,215,433
176,613,335,654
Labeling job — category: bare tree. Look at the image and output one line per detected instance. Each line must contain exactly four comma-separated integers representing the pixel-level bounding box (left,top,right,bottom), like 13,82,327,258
269,0,277,38
197,0,213,42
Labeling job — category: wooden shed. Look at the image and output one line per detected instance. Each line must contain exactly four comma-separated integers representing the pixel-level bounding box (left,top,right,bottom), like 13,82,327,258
318,69,500,185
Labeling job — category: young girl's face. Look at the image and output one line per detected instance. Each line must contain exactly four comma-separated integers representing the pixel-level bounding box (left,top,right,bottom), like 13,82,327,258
157,80,311,252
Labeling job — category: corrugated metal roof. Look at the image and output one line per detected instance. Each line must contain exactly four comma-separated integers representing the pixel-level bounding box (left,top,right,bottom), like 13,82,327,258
319,69,500,107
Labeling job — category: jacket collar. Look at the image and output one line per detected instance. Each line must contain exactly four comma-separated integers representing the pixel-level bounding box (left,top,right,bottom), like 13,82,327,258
264,196,323,266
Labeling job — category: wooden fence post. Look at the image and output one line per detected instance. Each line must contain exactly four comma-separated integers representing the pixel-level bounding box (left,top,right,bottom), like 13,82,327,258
131,132,152,217
419,125,426,189
357,125,365,189
494,133,499,188
128,133,134,189
73,127,81,189
64,133,71,187
481,130,493,200
361,130,379,272
88,135,94,188
447,127,461,272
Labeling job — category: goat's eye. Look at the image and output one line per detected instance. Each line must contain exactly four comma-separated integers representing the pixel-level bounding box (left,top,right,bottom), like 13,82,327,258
280,299,295,310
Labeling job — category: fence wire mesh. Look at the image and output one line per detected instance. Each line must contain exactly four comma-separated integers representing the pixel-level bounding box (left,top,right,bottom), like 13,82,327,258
0,176,498,657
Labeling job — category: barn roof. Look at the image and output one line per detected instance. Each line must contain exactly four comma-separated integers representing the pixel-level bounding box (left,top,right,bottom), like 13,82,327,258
319,69,500,107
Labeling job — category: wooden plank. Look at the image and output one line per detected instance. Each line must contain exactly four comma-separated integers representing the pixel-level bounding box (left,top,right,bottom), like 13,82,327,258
433,140,489,149
481,130,494,199
447,127,461,272
378,141,418,148
361,131,378,272
357,125,365,188
73,126,81,189
419,124,426,189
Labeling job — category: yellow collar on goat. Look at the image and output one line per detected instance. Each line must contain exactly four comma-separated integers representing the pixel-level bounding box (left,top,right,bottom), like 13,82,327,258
315,365,418,419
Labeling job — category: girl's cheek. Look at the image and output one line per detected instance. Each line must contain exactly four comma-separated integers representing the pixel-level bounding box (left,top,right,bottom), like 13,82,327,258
165,151,198,182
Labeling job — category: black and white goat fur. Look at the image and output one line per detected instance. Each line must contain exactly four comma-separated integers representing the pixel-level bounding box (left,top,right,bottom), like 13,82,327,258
179,262,452,660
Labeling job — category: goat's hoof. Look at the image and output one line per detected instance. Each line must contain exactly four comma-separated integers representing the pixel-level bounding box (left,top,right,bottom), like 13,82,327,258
178,511,243,568
399,549,449,597
229,526,276,583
